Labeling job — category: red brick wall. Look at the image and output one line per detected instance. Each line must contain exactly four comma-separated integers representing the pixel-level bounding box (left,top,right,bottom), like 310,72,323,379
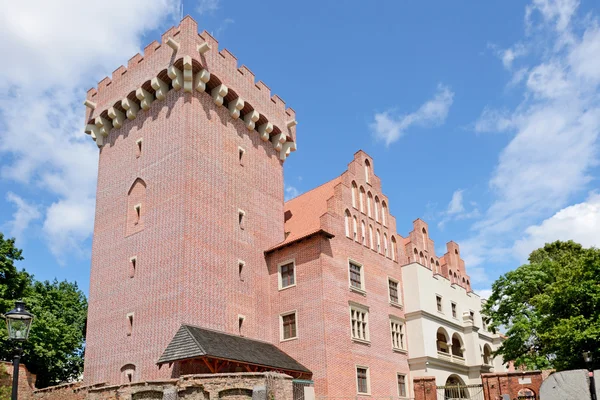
84,16,293,385
413,376,437,400
482,371,547,400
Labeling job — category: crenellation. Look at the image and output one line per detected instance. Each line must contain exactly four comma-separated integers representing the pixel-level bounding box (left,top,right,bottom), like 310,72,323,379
111,66,127,81
99,77,112,89
160,26,180,46
219,49,238,69
199,31,219,52
127,53,143,69
143,40,161,58
271,95,286,111
255,81,271,96
238,65,255,83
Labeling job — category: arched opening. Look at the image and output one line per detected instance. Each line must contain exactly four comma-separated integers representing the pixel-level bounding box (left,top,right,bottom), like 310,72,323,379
127,178,147,236
435,260,440,274
367,192,373,218
383,233,389,257
455,248,459,255
120,364,136,384
483,344,492,365
344,209,351,237
448,269,453,282
413,248,418,263
361,220,366,245
369,225,374,249
364,159,371,183
451,334,464,358
381,201,387,225
359,186,365,213
454,272,458,283
351,181,358,208
376,229,381,253
430,258,435,270
353,216,358,241
517,388,536,400
391,236,397,261
436,328,449,353
422,227,427,246
419,251,425,266
374,196,380,221
444,375,469,399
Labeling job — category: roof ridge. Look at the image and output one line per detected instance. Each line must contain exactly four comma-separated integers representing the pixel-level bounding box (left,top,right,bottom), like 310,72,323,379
182,323,274,346
285,176,341,204
182,324,206,355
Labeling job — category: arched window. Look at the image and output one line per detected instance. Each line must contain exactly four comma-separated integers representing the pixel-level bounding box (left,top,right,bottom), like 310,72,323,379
419,251,425,265
381,201,387,225
422,227,427,247
455,248,459,255
344,209,351,237
351,181,358,208
466,279,470,290
369,225,374,250
376,229,381,253
462,277,466,285
445,375,469,399
361,221,366,245
353,216,358,241
127,178,147,237
449,269,453,282
391,236,397,261
383,233,389,257
364,159,371,183
121,364,136,384
367,192,373,218
483,344,492,365
436,328,449,353
413,248,418,263
430,258,435,270
454,272,458,282
359,187,365,213
452,334,464,358
374,196,380,221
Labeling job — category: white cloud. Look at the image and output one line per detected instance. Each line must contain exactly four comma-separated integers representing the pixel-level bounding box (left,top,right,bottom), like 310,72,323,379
4,192,41,240
197,0,220,15
466,0,600,278
502,43,528,69
0,0,179,261
514,192,600,261
371,84,454,146
476,288,493,300
285,185,300,201
447,190,465,215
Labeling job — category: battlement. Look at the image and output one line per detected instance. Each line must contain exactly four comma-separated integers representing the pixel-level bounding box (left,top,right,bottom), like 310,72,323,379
83,16,297,161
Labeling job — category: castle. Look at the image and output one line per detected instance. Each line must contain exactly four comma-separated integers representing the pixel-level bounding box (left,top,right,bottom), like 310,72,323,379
83,16,505,398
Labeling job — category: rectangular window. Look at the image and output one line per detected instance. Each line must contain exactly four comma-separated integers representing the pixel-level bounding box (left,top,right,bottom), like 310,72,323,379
281,312,297,340
397,374,407,397
388,279,399,304
356,367,369,394
349,261,363,290
238,260,245,281
451,302,457,318
390,319,405,350
134,204,141,224
127,313,134,336
129,256,137,278
350,305,369,342
436,295,443,312
238,209,245,230
470,310,475,319
279,261,296,289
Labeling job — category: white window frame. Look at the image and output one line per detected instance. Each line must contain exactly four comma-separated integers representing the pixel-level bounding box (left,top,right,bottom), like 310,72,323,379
451,302,458,319
349,302,370,343
390,316,406,352
348,259,366,293
278,259,296,290
397,373,408,398
355,365,371,395
436,294,443,313
388,277,402,307
279,310,298,342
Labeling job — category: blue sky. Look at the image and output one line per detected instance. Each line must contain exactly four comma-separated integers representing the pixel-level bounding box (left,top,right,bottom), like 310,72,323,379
1,0,600,298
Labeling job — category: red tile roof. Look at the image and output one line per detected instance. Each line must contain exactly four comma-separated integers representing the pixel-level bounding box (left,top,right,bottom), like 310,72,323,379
266,177,340,252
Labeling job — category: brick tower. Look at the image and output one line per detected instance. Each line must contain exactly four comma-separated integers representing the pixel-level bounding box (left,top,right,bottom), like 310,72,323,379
83,16,297,384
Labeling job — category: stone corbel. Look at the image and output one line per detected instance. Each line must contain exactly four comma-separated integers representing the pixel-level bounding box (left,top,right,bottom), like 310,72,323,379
228,98,244,119
166,37,180,51
95,116,112,138
135,88,154,111
151,77,169,100
108,107,125,129
271,132,286,151
197,42,211,55
211,84,228,106
83,99,96,110
85,124,102,147
257,122,273,141
279,141,297,161
122,98,139,120
168,66,183,91
287,119,298,129
195,69,210,92
183,56,193,93
243,110,259,131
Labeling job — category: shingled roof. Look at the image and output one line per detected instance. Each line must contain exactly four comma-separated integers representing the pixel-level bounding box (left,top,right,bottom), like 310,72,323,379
157,324,310,374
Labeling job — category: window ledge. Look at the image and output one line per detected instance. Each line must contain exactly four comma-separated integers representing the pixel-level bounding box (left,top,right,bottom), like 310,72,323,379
349,286,367,296
390,301,403,310
352,338,371,346
279,284,296,292
280,337,298,343
393,348,408,354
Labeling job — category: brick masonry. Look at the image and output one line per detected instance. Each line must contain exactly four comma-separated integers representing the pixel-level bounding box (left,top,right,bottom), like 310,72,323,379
413,376,437,400
481,370,551,400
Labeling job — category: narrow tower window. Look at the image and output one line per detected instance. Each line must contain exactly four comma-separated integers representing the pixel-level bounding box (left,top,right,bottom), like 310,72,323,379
238,209,246,230
129,256,137,278
238,146,245,165
238,315,245,336
238,260,245,281
127,313,134,336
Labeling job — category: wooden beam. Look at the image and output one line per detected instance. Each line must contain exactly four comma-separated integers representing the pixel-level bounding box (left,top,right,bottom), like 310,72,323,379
202,357,216,373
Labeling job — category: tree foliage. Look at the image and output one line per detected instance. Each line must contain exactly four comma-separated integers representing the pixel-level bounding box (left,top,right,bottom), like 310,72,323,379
0,233,87,388
482,240,600,371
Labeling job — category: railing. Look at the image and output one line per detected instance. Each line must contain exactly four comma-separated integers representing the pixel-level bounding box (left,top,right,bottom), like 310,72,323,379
437,350,452,360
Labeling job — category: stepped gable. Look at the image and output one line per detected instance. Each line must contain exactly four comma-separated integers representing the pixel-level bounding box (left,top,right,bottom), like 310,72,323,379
83,16,297,159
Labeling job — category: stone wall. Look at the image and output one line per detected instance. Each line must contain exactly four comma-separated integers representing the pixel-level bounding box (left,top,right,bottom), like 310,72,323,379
0,360,36,398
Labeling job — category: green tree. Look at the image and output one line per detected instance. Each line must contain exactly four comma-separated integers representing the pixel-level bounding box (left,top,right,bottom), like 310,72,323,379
0,233,87,388
483,240,600,371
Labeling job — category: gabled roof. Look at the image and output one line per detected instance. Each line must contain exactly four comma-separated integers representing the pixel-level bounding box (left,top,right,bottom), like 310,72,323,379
266,177,340,252
157,324,310,374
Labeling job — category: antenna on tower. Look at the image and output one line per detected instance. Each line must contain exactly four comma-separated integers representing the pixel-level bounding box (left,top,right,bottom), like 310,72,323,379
180,1,184,20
